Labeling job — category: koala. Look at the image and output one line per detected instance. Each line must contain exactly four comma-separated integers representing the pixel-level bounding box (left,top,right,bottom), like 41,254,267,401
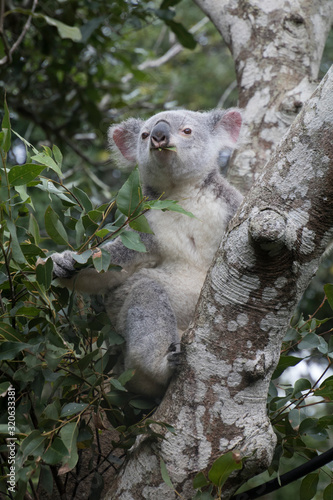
50,109,243,398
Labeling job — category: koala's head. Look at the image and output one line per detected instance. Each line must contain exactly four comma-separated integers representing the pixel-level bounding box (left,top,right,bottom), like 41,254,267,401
109,109,242,191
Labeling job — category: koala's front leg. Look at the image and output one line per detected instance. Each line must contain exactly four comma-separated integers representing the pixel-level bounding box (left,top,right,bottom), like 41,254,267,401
47,233,159,294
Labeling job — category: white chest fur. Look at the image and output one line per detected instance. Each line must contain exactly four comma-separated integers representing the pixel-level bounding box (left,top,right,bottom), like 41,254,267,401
148,185,228,272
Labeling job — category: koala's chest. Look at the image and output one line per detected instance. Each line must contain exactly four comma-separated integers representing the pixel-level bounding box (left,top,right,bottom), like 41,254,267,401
148,191,229,270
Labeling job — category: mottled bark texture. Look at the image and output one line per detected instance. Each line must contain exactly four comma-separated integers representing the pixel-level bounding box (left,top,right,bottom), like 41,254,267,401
103,1,333,498
194,0,333,193
104,66,333,500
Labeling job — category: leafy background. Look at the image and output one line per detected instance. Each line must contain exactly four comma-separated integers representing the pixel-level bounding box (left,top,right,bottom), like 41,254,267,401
0,1,333,499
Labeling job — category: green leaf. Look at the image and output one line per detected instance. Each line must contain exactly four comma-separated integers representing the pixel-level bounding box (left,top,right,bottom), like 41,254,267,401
1,97,11,152
0,341,30,360
2,96,10,129
300,473,319,500
165,20,197,49
15,306,40,318
116,167,143,217
193,493,214,500
0,382,11,396
92,248,111,273
5,219,26,263
72,250,93,265
44,205,69,245
324,483,333,500
272,355,302,379
316,377,333,399
21,242,44,258
39,465,53,495
60,403,89,418
144,199,195,218
120,231,147,252
0,322,26,342
299,418,328,440
43,15,82,42
31,152,62,177
129,398,156,410
129,214,154,234
292,378,311,397
12,129,38,154
58,422,79,474
283,327,298,341
160,458,174,490
20,430,46,460
110,378,127,392
193,471,210,490
117,369,135,387
43,438,69,465
36,258,53,290
324,283,333,310
52,145,63,168
288,408,301,431
208,451,242,488
77,350,98,370
161,0,182,8
8,164,44,186
72,186,93,212
298,333,321,351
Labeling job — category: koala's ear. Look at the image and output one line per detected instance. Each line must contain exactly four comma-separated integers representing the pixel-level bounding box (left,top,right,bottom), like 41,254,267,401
210,109,242,146
108,118,143,166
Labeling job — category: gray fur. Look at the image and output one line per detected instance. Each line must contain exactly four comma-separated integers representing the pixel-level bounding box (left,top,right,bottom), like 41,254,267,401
49,109,243,397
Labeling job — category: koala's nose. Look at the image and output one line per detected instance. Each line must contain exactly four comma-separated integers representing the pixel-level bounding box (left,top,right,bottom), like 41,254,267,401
151,122,170,148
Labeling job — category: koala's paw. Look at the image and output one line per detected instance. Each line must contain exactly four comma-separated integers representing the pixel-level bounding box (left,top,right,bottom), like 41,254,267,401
50,251,76,279
167,342,184,368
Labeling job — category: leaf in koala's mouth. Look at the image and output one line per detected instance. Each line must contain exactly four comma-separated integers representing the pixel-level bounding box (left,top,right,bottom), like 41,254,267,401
157,146,177,152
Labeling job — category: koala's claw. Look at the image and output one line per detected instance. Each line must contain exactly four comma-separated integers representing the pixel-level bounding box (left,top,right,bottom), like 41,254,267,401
167,343,184,367
51,251,76,279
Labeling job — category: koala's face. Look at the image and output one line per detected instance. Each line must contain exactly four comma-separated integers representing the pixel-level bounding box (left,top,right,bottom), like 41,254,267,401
109,109,242,192
137,110,216,189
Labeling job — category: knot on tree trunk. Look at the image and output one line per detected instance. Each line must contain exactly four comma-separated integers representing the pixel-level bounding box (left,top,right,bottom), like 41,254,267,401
249,210,287,253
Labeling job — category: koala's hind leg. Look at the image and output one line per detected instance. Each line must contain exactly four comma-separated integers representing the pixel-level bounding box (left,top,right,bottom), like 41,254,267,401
122,278,181,397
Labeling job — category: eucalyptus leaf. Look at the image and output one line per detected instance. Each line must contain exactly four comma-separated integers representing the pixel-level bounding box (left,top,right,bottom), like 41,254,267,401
300,473,319,500
43,15,82,42
36,258,53,290
120,231,147,252
208,451,242,488
60,403,89,418
58,422,79,474
44,205,69,245
8,163,44,186
31,152,62,177
116,167,143,217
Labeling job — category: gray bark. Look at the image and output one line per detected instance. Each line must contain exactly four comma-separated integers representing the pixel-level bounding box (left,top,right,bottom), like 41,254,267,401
104,1,333,498
194,0,333,193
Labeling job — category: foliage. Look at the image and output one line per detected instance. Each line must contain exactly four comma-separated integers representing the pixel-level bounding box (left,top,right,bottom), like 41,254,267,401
0,104,191,499
1,1,333,499
233,292,333,500
159,451,244,499
1,0,234,200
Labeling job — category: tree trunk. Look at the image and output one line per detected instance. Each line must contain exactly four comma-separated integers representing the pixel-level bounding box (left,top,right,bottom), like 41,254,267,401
104,2,333,498
194,0,333,193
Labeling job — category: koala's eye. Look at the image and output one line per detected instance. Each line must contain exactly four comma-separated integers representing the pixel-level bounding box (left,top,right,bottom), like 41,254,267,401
183,128,192,135
141,132,149,140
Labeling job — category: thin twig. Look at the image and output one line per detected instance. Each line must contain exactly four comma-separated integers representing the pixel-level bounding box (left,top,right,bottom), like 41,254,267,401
0,0,38,66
